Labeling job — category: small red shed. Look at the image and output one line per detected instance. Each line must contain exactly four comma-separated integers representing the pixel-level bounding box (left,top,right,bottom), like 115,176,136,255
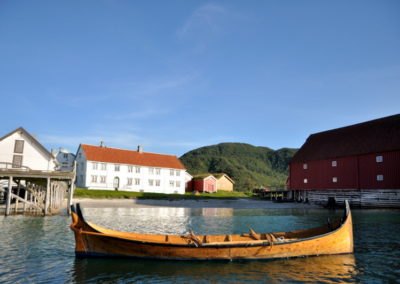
187,174,217,193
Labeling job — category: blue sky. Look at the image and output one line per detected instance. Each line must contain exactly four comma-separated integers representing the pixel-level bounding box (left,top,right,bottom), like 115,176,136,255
1,0,399,156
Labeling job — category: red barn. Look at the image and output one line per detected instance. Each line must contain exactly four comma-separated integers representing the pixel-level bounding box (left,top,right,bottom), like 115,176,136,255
289,114,400,208
187,174,217,193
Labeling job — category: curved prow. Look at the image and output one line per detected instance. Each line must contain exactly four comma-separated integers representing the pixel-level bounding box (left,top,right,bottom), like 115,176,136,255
75,203,85,223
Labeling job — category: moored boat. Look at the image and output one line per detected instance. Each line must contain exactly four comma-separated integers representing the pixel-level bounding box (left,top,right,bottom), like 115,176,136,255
70,201,353,260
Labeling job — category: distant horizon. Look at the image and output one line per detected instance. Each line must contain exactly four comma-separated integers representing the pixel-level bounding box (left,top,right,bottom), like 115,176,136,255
1,1,399,157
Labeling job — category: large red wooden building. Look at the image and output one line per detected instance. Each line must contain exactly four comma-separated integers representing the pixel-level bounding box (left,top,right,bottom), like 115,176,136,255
289,114,400,208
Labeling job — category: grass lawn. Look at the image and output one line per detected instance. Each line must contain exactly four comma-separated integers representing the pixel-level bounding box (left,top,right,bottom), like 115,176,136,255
73,187,255,199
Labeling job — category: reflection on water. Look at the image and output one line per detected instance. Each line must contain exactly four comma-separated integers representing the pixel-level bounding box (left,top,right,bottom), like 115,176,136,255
72,254,357,283
1,206,400,283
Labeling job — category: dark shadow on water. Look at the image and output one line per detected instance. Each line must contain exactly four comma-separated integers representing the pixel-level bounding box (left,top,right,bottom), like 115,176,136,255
71,254,357,283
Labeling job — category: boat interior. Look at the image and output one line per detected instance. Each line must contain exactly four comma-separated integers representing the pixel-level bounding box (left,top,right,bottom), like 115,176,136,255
71,203,348,247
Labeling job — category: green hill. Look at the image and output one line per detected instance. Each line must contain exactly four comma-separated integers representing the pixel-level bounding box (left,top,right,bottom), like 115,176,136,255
180,143,297,192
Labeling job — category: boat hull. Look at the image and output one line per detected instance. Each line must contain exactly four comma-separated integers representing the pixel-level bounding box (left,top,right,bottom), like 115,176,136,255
70,202,353,260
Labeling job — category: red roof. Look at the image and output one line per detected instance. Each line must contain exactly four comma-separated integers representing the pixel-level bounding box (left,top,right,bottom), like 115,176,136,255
80,144,186,170
291,114,400,163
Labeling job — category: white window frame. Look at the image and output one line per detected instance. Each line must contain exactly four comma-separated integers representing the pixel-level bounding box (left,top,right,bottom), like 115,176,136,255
303,178,308,184
376,156,383,163
92,162,98,170
149,167,154,175
100,176,106,183
127,178,133,186
91,175,97,183
156,168,161,175
156,180,160,187
170,169,175,176
149,179,154,186
377,174,384,181
332,161,337,167
169,180,174,187
135,166,141,173
101,163,107,171
176,181,181,187
303,163,308,170
115,164,120,171
176,170,180,176
332,177,338,183
135,178,140,185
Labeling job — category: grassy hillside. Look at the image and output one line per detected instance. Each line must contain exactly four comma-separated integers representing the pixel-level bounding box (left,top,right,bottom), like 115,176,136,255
180,143,297,191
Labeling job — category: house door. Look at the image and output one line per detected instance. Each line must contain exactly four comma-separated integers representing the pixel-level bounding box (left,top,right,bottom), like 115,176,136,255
113,177,120,190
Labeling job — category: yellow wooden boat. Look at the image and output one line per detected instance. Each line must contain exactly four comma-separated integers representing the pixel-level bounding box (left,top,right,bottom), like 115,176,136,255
70,201,353,260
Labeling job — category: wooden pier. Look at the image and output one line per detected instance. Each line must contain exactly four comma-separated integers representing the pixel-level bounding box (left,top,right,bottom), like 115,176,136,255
0,165,75,216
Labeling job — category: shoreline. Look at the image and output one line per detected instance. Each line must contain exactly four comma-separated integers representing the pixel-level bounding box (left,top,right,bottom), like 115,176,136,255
72,198,322,209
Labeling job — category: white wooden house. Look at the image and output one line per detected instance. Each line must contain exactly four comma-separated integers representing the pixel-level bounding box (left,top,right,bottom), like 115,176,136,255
0,127,58,171
75,143,188,194
56,148,76,171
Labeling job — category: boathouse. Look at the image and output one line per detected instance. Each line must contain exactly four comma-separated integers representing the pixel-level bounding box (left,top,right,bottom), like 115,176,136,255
187,174,217,193
288,114,400,208
75,143,188,194
213,173,235,191
0,127,75,215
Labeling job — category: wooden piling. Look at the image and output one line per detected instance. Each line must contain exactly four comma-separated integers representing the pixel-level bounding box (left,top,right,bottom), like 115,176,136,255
5,176,13,216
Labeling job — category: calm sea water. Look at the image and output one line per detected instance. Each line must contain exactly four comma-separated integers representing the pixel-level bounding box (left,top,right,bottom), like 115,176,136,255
0,205,399,283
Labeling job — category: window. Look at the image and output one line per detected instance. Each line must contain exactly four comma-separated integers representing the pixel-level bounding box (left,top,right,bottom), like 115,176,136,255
92,162,98,170
149,167,154,174
135,178,140,185
303,178,308,184
100,176,106,183
127,178,133,185
332,161,337,167
135,166,141,173
156,180,161,187
332,177,338,183
170,169,175,176
115,164,120,171
156,168,161,175
78,153,82,158
14,140,24,153
148,179,154,186
101,163,107,170
376,156,383,163
91,175,97,183
176,181,181,187
12,155,23,168
377,175,384,181
128,166,133,173
303,164,308,170
63,153,68,159
169,180,174,187
176,170,180,176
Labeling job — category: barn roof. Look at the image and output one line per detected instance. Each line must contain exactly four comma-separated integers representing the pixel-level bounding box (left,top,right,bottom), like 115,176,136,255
192,174,217,180
291,114,400,163
80,144,186,170
212,173,235,184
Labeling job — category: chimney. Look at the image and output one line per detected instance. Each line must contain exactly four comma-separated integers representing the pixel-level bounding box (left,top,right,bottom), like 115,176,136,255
100,141,105,148
137,145,143,153
51,148,57,157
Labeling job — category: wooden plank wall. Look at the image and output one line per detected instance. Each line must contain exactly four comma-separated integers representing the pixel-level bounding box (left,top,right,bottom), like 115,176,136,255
297,189,400,208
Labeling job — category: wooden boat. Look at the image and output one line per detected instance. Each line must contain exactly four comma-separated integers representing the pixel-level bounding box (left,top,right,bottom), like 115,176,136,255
70,201,353,260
